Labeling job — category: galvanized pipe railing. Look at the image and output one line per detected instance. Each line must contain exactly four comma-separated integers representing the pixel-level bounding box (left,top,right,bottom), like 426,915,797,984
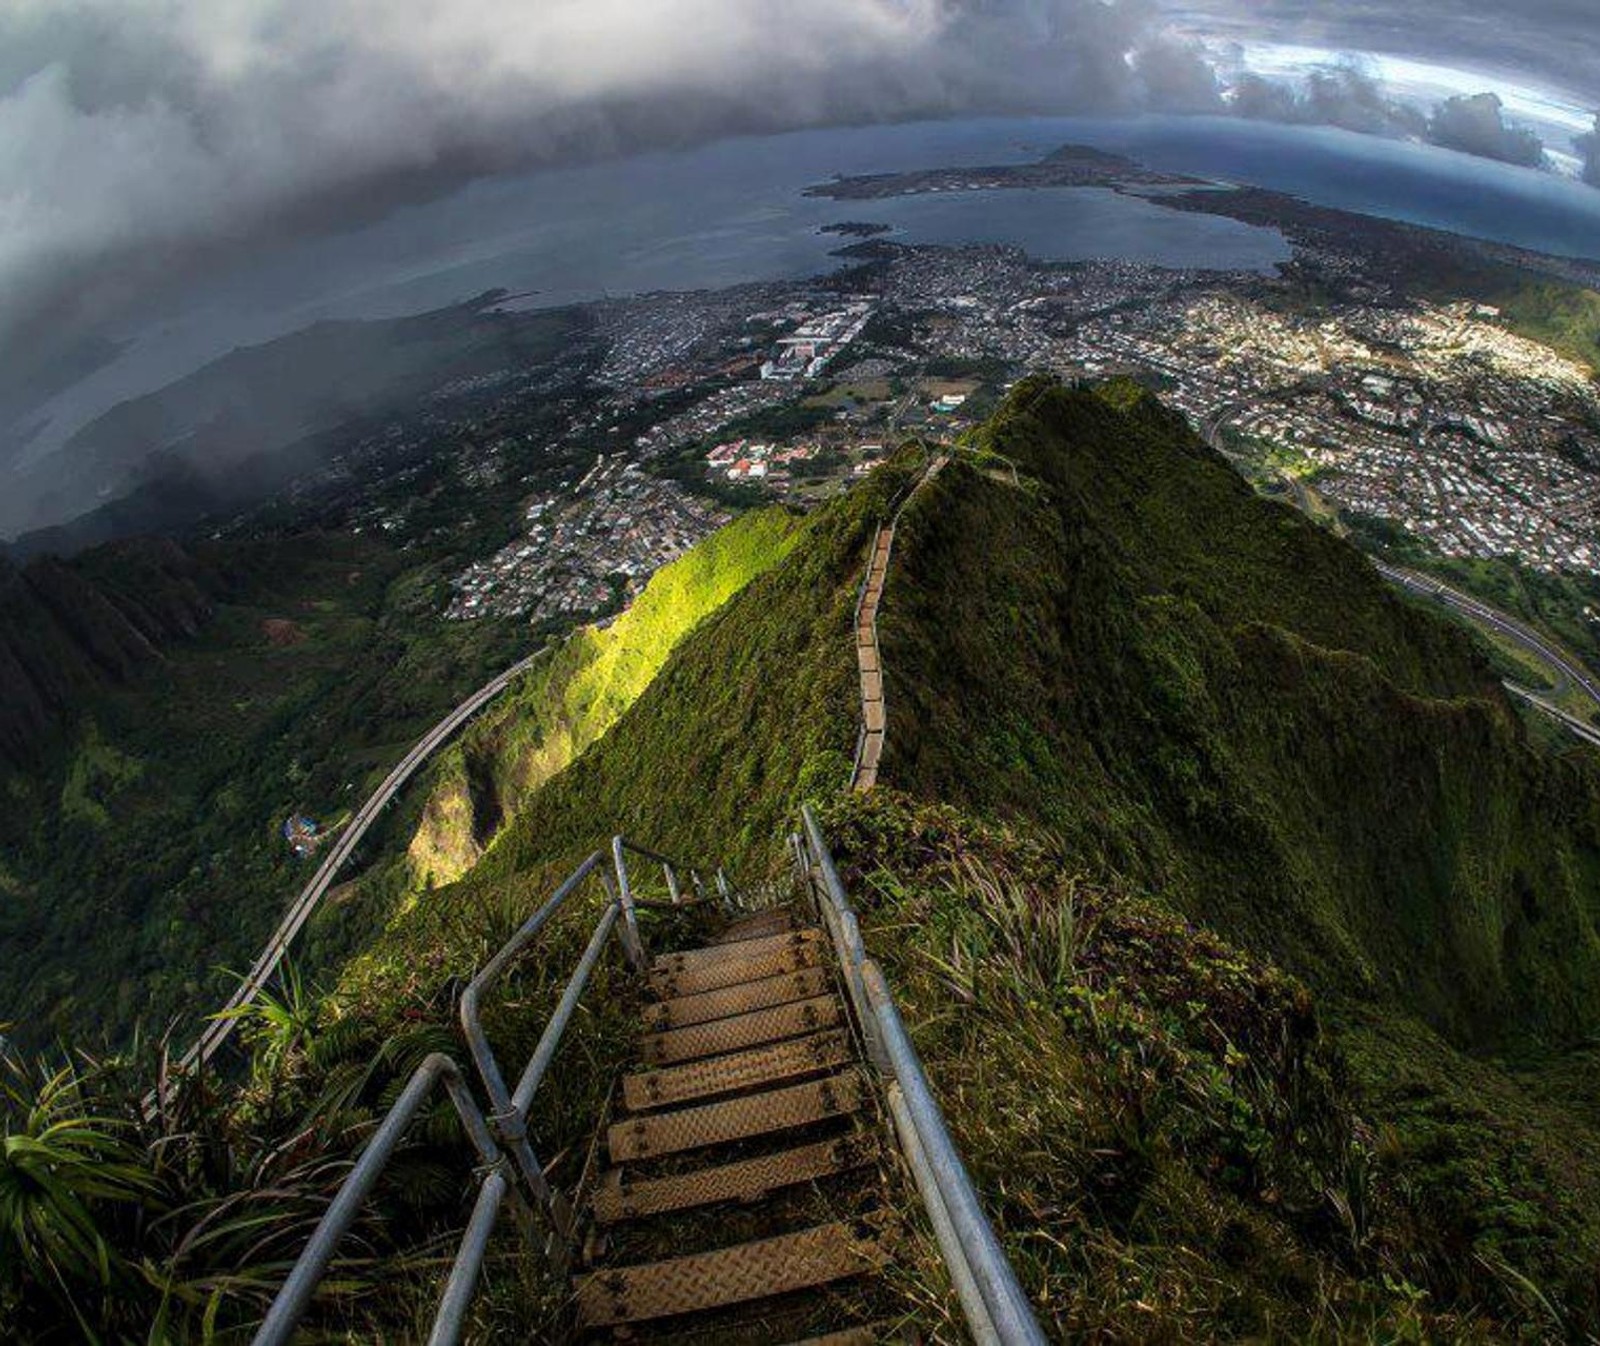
797,804,1047,1346
458,850,612,1244
254,1053,518,1346
257,834,720,1346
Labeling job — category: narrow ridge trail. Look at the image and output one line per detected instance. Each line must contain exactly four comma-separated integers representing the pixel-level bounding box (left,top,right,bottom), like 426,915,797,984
853,455,947,792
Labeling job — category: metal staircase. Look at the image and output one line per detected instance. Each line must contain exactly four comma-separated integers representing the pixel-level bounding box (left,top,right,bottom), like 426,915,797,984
253,815,1045,1344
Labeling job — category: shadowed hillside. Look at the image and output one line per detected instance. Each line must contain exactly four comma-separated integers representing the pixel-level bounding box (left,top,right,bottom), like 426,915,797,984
0,539,216,765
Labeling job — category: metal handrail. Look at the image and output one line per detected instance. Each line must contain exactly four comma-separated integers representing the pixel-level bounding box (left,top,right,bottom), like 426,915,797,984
458,849,610,1243
254,1053,518,1346
258,833,721,1345
797,805,1047,1346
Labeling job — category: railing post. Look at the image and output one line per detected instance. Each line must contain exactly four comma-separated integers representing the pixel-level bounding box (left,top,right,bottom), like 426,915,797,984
862,960,1047,1344
611,836,648,971
458,984,571,1246
664,862,682,905
457,852,610,1249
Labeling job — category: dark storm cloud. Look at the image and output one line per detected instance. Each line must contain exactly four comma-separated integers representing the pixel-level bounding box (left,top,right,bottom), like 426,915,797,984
0,0,1233,362
0,0,1590,402
1427,92,1547,167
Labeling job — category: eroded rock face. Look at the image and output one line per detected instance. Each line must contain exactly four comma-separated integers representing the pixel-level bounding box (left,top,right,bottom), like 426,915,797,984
0,539,216,766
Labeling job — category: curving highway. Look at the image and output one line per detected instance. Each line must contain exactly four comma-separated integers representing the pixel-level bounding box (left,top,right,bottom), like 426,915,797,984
175,649,545,1075
1373,561,1600,709
1373,559,1600,745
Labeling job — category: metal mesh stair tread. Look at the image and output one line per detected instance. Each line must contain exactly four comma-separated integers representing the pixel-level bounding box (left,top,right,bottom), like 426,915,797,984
573,1219,888,1327
711,910,796,944
592,1133,877,1224
624,1031,853,1111
642,967,833,1032
609,1069,868,1162
650,942,825,998
652,928,823,975
640,995,845,1066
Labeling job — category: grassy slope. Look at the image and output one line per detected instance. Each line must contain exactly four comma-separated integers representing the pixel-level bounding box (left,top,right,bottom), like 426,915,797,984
337,457,917,1026
871,380,1600,1330
407,506,805,885
821,792,1488,1340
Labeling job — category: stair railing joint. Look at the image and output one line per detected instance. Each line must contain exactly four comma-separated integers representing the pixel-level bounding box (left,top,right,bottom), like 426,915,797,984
610,836,649,971
253,1052,507,1346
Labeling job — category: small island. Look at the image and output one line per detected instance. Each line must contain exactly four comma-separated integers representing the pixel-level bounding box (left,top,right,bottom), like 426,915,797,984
818,221,893,238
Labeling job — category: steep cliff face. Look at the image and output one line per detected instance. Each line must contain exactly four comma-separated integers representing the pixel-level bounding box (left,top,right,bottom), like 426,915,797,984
0,539,215,765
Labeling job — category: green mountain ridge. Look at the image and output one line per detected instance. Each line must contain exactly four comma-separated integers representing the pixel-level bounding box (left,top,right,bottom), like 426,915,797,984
407,506,803,886
330,380,1600,1335
8,379,1600,1339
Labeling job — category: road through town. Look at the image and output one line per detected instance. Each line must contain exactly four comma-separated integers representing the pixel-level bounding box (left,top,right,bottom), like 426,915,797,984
1373,560,1600,714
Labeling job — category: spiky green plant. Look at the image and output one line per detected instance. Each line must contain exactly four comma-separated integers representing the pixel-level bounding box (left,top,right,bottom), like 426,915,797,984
1,1051,156,1337
213,962,320,1084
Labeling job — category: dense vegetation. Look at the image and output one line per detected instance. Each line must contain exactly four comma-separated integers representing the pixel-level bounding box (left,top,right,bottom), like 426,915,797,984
9,379,1600,1339
875,380,1600,1330
0,530,528,1049
408,507,803,885
822,791,1483,1339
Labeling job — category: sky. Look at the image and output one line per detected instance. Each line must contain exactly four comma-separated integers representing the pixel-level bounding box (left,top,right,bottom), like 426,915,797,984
0,0,1597,454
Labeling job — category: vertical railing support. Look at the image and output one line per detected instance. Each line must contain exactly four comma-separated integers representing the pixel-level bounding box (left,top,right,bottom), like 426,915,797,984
664,863,682,905
789,831,809,883
611,836,648,971
254,1054,519,1346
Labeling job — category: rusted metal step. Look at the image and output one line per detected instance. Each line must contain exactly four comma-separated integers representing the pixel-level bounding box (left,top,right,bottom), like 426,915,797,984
574,1220,888,1327
643,967,832,1033
652,928,822,976
609,1069,867,1162
592,1133,876,1225
712,911,795,944
783,1329,887,1346
640,995,844,1066
624,1031,852,1111
650,942,824,999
